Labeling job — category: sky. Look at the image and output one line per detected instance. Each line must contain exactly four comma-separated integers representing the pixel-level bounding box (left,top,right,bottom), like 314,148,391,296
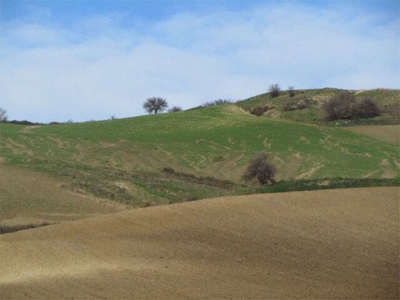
1,0,399,123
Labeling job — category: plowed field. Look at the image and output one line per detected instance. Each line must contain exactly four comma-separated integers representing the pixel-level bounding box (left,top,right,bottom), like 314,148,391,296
1,187,399,299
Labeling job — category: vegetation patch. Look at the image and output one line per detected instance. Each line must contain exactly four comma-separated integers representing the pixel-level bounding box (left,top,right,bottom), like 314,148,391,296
257,178,399,193
250,106,270,116
63,180,135,204
322,91,381,121
162,167,235,189
282,96,316,111
0,222,51,235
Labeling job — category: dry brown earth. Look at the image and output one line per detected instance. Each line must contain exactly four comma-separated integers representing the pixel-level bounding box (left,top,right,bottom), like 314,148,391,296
0,187,398,299
343,124,400,145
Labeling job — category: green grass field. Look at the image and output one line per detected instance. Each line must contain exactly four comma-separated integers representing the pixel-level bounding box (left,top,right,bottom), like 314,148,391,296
1,90,399,206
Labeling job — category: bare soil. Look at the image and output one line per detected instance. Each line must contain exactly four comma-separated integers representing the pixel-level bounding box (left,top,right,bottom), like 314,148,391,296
344,124,399,145
0,187,398,299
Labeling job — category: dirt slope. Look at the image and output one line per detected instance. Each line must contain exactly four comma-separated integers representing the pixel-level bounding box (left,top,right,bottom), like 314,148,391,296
1,187,399,299
343,124,400,145
0,164,128,226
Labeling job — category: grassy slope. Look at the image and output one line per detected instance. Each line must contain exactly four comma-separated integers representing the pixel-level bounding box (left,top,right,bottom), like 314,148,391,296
0,100,399,206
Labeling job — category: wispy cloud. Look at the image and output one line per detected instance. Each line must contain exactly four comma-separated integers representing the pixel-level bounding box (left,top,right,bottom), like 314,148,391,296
1,1,398,122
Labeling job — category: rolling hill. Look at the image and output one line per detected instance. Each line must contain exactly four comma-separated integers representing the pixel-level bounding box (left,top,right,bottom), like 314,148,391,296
0,88,399,211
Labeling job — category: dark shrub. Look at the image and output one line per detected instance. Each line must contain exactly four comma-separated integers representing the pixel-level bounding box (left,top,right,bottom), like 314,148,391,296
202,99,232,107
354,98,381,118
242,153,277,185
162,167,175,174
288,86,295,97
268,84,281,98
168,106,183,113
251,106,269,116
323,92,381,121
322,91,357,121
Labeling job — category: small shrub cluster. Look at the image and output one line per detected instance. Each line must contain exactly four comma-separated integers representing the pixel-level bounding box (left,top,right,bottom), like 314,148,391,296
283,97,316,111
202,99,233,107
168,106,183,113
7,120,44,125
322,92,381,121
250,106,270,116
259,177,399,193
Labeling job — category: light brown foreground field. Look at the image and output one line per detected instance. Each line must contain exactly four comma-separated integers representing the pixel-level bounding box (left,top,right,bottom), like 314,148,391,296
1,187,399,299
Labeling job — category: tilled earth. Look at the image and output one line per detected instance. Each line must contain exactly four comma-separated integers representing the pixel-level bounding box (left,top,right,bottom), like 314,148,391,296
0,187,399,299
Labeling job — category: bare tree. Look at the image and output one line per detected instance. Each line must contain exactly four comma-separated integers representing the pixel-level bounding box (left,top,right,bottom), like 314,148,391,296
143,97,168,114
0,107,8,122
268,84,281,98
288,86,295,97
242,153,277,185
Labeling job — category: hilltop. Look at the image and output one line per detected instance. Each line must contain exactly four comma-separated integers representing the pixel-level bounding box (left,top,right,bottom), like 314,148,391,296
1,88,399,213
237,88,400,125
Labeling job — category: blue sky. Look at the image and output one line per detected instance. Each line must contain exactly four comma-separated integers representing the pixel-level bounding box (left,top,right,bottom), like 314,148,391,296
1,0,399,122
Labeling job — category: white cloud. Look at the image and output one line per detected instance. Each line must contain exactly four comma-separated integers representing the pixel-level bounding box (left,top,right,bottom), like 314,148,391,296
0,1,398,122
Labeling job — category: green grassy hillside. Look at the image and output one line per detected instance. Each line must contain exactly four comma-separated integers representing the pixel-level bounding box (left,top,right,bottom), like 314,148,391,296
0,97,398,206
